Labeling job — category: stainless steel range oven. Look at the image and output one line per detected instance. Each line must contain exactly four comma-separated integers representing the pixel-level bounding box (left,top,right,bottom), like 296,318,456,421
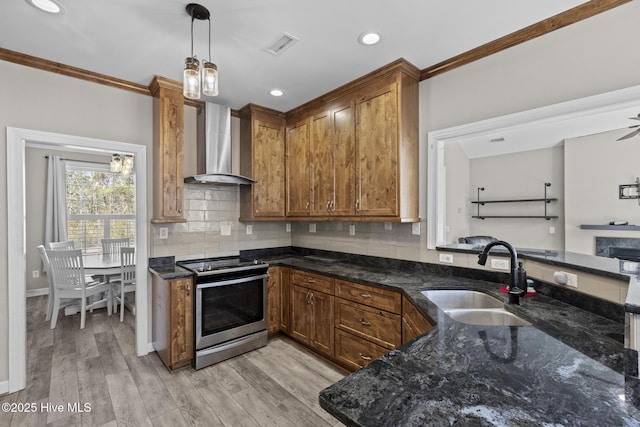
176,257,269,370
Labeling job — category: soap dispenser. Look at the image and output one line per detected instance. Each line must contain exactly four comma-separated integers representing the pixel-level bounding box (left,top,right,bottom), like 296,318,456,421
516,262,527,293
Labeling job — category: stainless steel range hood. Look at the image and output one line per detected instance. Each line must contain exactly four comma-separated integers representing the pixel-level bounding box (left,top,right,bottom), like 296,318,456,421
184,103,255,185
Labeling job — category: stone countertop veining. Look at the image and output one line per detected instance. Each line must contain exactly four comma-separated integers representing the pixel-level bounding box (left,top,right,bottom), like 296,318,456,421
148,256,193,280
264,255,639,426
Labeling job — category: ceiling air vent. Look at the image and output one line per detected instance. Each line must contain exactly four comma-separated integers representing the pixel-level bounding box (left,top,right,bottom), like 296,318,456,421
266,32,299,56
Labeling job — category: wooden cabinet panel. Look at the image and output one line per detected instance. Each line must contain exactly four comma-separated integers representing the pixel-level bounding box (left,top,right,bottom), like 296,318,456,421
335,279,401,314
239,104,286,219
335,298,400,350
150,76,186,223
332,99,356,216
267,267,280,335
286,118,311,216
289,271,334,358
279,267,290,333
152,274,193,370
335,328,388,371
401,296,433,343
310,289,334,357
290,270,334,294
310,110,334,216
355,79,399,217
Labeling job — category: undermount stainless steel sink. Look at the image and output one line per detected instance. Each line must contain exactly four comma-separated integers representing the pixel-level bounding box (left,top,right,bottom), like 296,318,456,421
421,290,504,309
421,289,531,326
445,308,531,326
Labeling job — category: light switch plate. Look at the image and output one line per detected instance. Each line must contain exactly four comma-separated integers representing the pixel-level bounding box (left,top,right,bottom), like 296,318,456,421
439,253,453,264
246,224,253,235
412,223,421,235
384,222,392,230
349,225,356,236
221,224,232,236
159,227,168,239
490,258,510,270
286,223,291,232
309,223,316,233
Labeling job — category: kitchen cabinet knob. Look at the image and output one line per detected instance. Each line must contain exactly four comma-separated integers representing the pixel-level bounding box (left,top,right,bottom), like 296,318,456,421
360,293,372,299
358,352,372,361
307,278,316,283
358,318,371,326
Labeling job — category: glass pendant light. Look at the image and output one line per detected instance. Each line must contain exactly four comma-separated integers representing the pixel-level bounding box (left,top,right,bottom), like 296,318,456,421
183,4,218,99
183,57,200,99
201,17,219,97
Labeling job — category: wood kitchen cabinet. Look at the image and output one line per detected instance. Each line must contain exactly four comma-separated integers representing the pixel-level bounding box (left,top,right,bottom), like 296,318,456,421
401,296,433,343
334,278,401,369
152,274,193,370
239,104,286,220
286,117,311,216
289,270,334,358
354,70,418,219
310,98,356,217
267,266,290,335
150,76,186,223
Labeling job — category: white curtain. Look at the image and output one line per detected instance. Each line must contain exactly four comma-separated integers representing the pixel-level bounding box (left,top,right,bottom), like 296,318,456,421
44,155,68,245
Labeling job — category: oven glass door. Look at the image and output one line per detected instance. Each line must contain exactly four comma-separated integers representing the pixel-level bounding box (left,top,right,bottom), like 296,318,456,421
195,273,267,350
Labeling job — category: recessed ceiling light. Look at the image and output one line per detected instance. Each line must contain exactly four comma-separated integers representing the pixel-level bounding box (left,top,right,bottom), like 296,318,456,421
25,0,65,14
270,89,284,97
358,32,382,46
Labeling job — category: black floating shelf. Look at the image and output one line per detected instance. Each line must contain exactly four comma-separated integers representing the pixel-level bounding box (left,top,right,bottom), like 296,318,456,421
579,224,640,231
473,215,558,220
471,198,558,204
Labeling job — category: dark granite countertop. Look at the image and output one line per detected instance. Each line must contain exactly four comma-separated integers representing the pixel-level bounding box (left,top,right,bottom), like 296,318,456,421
148,256,193,280
262,255,639,426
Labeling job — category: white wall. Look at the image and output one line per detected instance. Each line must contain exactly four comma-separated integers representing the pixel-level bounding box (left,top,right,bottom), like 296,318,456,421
565,129,640,254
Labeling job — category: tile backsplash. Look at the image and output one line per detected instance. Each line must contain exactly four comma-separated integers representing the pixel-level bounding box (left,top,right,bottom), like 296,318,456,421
151,184,430,263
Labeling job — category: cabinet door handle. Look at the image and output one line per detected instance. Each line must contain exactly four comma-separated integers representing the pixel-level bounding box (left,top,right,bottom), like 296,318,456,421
305,291,311,304
358,318,371,326
185,282,191,296
309,292,314,305
327,201,331,213
358,352,372,361
305,202,310,214
355,199,360,213
330,200,335,212
307,278,316,283
360,293,372,299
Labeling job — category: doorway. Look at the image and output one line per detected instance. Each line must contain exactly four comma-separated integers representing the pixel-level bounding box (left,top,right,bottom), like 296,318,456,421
6,127,149,393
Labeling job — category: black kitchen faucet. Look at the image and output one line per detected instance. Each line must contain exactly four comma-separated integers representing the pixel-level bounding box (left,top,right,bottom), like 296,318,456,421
478,240,526,304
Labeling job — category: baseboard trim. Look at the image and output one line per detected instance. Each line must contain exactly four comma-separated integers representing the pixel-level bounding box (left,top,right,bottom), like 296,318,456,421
146,342,155,354
26,288,49,297
0,380,9,395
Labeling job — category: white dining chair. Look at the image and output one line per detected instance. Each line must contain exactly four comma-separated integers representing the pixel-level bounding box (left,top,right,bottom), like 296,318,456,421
101,238,129,254
46,249,112,329
46,240,75,250
113,247,136,322
36,245,55,321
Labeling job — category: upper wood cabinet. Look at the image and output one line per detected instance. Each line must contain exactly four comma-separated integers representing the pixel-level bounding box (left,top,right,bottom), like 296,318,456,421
286,117,311,216
150,76,186,223
239,104,286,220
285,59,419,222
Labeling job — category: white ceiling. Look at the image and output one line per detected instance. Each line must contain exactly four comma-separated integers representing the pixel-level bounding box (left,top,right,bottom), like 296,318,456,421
1,0,588,111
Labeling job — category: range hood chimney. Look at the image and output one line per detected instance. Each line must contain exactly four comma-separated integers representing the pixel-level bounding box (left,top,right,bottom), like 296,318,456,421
184,103,255,185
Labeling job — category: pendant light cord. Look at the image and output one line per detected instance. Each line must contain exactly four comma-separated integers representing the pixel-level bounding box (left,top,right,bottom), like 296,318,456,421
190,13,195,58
208,17,212,62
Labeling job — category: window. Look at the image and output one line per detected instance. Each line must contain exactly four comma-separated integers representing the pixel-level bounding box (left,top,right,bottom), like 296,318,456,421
65,161,135,254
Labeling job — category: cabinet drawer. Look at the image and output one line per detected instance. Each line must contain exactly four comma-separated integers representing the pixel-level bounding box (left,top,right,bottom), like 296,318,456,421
335,298,401,349
290,270,333,294
335,329,389,371
335,279,401,313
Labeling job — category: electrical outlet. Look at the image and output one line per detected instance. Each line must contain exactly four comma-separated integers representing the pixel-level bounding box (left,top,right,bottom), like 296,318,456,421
309,223,316,233
549,226,556,234
384,222,392,230
439,253,453,264
565,272,578,287
159,227,168,239
32,270,40,279
246,224,253,235
286,223,291,232
412,223,421,235
490,258,510,270
349,225,356,236
221,224,232,236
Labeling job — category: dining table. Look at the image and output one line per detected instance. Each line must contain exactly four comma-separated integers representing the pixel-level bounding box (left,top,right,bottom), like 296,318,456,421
64,253,136,316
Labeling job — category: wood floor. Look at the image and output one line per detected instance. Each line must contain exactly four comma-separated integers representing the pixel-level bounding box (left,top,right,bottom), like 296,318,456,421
0,296,346,426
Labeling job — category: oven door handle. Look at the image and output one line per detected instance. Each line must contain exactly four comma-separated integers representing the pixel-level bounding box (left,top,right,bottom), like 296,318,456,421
196,273,269,289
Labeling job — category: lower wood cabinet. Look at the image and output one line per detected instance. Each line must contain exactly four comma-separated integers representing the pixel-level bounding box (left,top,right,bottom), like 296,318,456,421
401,296,433,343
151,275,193,371
267,266,290,335
290,283,334,357
281,268,433,372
